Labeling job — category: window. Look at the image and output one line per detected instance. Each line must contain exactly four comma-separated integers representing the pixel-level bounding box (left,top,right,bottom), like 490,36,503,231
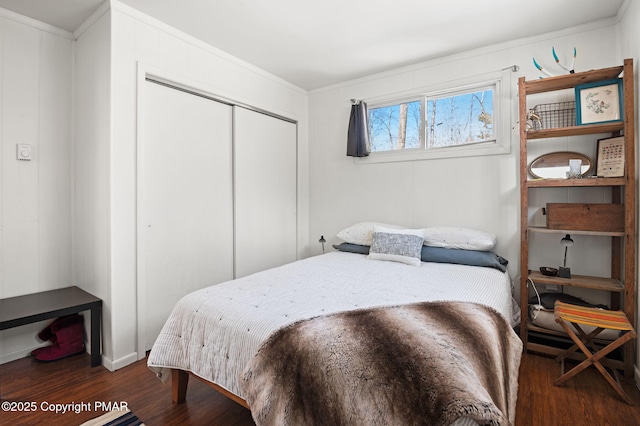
369,100,421,151
427,86,494,148
362,72,510,163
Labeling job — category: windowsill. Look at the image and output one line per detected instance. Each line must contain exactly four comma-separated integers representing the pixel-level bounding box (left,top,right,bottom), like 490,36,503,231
354,140,510,164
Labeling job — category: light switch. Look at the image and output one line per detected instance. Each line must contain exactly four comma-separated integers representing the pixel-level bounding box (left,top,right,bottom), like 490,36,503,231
16,144,32,161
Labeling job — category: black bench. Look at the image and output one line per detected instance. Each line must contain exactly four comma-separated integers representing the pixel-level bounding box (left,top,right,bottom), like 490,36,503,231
0,286,102,367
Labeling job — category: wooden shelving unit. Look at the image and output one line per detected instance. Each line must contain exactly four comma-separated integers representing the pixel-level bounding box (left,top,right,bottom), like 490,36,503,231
519,59,636,376
528,226,625,237
526,177,626,188
527,271,623,292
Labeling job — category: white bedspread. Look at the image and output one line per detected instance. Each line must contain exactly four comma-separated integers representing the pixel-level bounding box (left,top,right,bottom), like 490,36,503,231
148,251,514,402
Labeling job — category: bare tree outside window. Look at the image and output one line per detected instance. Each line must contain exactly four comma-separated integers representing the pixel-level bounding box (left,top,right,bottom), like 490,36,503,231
369,101,420,152
427,89,494,148
397,103,408,149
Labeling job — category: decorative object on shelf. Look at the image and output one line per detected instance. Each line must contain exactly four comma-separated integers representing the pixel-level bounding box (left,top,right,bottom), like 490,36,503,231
529,101,576,130
526,109,542,130
318,235,326,253
596,135,625,177
545,203,624,233
567,159,582,179
558,234,573,278
540,266,558,277
532,47,576,78
528,151,593,179
575,79,623,125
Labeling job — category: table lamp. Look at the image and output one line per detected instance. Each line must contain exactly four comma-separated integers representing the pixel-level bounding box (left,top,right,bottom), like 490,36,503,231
558,234,573,278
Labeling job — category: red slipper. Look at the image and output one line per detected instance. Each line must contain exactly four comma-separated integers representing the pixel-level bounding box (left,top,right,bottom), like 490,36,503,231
34,316,85,362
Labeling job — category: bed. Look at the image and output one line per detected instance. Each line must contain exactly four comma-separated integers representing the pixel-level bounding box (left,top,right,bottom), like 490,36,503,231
148,224,522,426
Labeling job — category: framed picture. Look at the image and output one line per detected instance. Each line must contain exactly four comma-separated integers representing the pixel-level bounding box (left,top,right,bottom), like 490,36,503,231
575,78,623,125
596,136,625,177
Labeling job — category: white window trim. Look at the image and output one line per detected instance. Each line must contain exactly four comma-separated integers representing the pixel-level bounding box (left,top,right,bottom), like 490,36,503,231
356,70,511,164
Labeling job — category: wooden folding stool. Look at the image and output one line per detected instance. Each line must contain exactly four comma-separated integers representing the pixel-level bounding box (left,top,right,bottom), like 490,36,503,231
553,300,636,405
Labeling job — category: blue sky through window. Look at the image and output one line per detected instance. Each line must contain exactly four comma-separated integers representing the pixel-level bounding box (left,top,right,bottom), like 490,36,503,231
427,90,493,148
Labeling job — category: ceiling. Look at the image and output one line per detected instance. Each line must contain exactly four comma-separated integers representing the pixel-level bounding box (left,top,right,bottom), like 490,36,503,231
0,0,626,90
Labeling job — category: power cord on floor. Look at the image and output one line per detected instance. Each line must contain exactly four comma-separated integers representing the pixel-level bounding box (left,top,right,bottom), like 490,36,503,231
528,277,542,320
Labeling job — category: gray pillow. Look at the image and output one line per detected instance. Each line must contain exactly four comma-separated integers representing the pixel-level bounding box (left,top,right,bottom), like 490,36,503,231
332,243,370,254
420,246,508,272
333,243,508,272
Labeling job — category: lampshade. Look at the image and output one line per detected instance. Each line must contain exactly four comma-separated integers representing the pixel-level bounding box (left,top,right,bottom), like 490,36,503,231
561,234,574,247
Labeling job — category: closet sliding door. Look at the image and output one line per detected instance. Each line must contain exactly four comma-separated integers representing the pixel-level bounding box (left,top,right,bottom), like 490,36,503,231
234,107,297,278
138,81,234,351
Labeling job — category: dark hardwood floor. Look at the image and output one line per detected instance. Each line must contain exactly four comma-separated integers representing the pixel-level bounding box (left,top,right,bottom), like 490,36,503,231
1,351,640,425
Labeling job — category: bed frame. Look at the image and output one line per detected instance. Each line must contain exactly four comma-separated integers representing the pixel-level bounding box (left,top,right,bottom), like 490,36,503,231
171,368,249,409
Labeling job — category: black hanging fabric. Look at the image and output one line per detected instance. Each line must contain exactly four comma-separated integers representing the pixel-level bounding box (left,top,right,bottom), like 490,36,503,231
346,101,370,157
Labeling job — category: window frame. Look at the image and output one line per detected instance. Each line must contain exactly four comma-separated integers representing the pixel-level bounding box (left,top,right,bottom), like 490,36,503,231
425,82,496,149
357,70,511,164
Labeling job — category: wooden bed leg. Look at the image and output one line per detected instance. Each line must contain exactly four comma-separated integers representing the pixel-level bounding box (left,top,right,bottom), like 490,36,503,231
172,369,189,403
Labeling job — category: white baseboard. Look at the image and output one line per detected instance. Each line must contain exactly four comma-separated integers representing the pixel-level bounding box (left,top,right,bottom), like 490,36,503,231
101,352,138,372
0,344,44,365
0,345,139,374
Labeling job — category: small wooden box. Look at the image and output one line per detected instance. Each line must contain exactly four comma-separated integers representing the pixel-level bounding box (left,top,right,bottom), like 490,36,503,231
545,203,624,232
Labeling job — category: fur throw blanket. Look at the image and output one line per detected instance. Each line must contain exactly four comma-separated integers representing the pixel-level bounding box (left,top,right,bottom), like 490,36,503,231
241,301,521,426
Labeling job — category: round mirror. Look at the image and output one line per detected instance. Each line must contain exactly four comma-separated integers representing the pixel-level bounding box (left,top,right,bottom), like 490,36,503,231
528,151,594,179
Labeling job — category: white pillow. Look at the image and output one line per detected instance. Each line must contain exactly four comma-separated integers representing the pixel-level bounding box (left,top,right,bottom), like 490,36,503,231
336,222,402,246
367,226,425,266
423,226,496,251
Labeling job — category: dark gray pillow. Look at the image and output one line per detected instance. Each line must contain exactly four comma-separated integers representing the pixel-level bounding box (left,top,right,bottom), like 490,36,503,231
333,243,370,254
420,246,507,272
332,243,508,272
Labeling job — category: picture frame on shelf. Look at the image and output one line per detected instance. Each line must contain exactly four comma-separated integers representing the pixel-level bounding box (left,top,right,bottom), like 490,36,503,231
596,135,625,177
575,78,623,125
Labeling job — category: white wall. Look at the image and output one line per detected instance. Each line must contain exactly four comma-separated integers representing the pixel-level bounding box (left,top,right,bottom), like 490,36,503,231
94,1,309,369
0,10,73,363
73,7,112,364
308,20,621,298
0,0,309,370
0,0,310,368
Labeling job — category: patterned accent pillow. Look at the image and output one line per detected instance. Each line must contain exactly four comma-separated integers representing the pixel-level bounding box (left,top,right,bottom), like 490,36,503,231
367,226,425,266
